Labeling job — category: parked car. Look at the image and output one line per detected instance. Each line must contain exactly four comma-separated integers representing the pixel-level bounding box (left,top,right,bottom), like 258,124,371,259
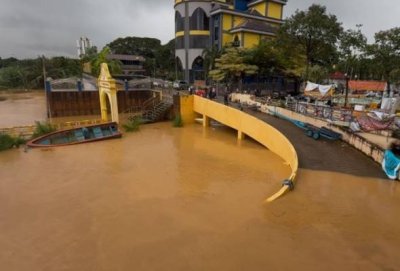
173,80,189,90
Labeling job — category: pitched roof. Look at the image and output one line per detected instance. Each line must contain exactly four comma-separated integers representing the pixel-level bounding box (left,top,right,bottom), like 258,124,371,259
244,8,263,17
210,4,284,24
349,80,386,92
230,18,278,35
329,71,345,80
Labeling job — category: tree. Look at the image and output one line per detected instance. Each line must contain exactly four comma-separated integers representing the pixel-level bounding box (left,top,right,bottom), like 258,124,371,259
308,65,329,84
90,47,122,76
0,57,18,69
245,40,291,78
338,25,367,77
80,46,98,63
0,66,25,88
390,69,400,91
0,56,81,90
209,47,258,90
366,27,400,93
107,37,161,58
278,4,343,80
106,36,176,78
154,39,176,80
202,45,220,80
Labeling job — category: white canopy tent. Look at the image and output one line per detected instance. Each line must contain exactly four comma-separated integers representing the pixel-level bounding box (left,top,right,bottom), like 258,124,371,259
304,81,335,96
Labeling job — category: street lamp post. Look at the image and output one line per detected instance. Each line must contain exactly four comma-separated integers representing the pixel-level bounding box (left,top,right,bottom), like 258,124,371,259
42,55,51,119
344,73,349,108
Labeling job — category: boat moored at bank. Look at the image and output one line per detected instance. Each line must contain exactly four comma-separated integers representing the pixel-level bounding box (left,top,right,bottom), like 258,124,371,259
27,122,122,148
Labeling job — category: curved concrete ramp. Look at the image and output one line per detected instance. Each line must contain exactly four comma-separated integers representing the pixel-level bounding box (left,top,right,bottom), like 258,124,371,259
181,95,299,202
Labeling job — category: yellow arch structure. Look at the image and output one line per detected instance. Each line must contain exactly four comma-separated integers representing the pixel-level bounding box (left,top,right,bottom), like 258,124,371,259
180,95,299,202
98,63,119,123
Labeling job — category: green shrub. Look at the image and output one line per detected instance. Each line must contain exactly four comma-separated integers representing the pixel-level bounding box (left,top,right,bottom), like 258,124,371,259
172,114,183,128
123,117,141,132
0,134,26,151
31,121,56,138
13,136,26,147
0,134,15,151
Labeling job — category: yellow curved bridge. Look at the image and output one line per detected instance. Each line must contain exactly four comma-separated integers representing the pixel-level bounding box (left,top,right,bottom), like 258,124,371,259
180,95,299,202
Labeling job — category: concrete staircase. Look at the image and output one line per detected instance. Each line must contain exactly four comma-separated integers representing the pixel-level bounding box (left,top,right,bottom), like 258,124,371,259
140,101,173,123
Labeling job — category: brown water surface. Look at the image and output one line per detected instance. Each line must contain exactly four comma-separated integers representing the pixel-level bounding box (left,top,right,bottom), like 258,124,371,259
0,123,399,271
0,91,46,128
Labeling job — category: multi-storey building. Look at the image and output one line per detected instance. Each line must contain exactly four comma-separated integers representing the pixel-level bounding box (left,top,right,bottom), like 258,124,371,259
77,36,92,58
174,0,287,83
106,54,146,76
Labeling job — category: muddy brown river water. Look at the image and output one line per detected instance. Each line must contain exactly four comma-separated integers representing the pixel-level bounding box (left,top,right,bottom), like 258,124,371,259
0,91,46,128
0,92,399,270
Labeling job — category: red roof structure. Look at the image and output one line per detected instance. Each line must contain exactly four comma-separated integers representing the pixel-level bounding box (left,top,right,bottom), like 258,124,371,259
349,80,386,92
330,71,345,80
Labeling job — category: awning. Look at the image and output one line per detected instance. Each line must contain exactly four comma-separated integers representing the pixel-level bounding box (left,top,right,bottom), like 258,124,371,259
305,81,334,96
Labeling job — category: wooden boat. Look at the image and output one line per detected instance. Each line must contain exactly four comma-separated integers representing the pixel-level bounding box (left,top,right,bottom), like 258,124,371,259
27,122,122,148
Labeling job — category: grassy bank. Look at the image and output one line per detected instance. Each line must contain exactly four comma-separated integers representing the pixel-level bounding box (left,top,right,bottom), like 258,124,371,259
0,134,26,151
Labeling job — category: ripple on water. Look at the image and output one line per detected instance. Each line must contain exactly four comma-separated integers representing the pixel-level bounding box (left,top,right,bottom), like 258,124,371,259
0,123,398,271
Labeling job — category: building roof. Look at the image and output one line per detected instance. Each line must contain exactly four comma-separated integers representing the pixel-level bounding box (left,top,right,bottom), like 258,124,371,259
210,5,284,24
248,0,288,6
244,8,263,17
107,54,145,62
229,18,278,35
349,80,386,92
329,71,346,80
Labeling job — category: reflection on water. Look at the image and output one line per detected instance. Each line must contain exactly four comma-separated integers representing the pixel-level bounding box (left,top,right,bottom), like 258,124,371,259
0,92,46,128
0,123,399,270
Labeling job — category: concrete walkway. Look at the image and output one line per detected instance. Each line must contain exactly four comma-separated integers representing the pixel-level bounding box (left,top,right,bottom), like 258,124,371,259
234,103,386,179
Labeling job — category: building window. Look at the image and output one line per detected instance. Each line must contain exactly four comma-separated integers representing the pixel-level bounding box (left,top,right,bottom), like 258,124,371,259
189,36,209,49
213,16,220,41
175,11,184,32
192,56,205,81
190,8,209,31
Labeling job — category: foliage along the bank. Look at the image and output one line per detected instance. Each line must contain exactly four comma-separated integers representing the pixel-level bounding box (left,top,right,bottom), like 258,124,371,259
0,57,81,90
31,121,57,139
0,134,26,151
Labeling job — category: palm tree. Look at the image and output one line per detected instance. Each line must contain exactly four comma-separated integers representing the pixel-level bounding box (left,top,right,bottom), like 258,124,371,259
90,47,122,76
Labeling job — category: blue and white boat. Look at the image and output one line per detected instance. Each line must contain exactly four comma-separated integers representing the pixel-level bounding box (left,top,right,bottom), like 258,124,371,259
27,122,122,148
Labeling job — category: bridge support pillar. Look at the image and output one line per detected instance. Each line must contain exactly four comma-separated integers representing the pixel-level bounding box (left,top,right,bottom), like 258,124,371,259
203,115,210,127
237,130,245,140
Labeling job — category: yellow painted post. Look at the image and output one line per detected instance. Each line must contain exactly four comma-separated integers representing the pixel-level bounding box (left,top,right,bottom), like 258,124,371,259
203,115,210,127
98,63,119,123
237,130,245,140
179,95,196,124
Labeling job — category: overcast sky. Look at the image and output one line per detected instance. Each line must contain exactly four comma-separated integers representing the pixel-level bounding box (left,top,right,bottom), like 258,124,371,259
0,0,399,59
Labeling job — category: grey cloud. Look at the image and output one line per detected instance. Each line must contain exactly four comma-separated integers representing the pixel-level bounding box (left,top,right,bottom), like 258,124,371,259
0,0,398,58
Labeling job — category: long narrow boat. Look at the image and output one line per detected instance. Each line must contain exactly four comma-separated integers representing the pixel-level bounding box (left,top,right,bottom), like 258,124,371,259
27,122,122,148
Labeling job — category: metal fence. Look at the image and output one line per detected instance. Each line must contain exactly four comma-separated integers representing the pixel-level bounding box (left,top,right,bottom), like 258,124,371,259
286,101,354,125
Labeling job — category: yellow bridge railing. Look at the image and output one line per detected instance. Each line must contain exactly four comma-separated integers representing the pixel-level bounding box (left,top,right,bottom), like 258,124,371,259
191,96,299,202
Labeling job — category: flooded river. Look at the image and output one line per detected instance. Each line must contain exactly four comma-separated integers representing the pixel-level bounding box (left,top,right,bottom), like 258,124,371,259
0,91,46,128
0,92,399,270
